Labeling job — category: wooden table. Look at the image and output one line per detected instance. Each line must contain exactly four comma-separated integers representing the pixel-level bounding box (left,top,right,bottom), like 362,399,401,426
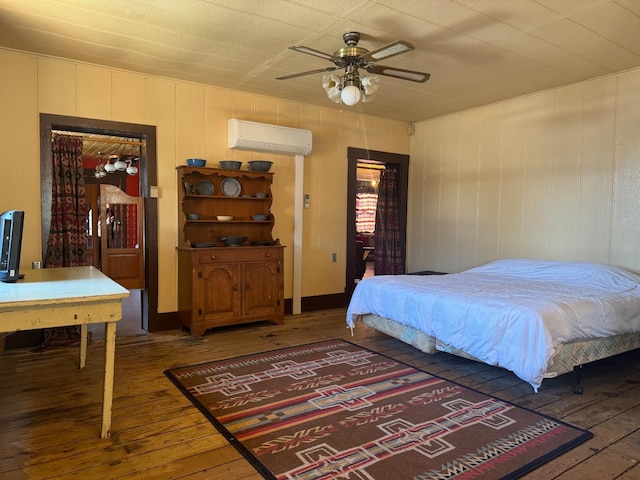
0,266,129,438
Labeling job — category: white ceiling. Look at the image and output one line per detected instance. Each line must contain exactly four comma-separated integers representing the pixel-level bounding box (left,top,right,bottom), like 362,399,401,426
1,0,639,123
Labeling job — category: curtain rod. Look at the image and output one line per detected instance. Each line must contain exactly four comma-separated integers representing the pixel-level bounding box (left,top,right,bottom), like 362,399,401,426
51,130,145,147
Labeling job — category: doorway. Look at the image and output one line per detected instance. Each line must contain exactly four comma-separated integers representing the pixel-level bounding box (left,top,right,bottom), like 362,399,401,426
345,147,409,298
39,114,160,332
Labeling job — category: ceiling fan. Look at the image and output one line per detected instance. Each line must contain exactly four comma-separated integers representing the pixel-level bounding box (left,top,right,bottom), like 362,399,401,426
276,32,430,106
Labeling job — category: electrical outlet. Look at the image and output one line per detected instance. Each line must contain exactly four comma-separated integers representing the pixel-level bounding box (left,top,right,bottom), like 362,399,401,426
332,253,337,262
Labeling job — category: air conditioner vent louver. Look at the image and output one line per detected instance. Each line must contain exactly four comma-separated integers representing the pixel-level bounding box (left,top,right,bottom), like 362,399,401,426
228,119,312,156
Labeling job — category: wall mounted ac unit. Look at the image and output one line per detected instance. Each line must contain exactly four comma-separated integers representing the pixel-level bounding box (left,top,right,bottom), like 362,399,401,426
228,119,312,156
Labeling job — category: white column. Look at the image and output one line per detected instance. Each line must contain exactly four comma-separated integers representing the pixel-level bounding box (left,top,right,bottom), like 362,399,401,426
292,154,304,314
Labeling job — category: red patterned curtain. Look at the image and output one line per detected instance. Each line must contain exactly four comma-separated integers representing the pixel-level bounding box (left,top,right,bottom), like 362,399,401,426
45,135,87,267
374,167,405,275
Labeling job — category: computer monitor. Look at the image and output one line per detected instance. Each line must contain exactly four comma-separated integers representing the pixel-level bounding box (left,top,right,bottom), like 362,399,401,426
0,210,24,283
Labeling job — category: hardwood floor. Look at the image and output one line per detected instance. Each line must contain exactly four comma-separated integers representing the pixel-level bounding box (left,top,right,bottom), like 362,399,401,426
1,308,638,479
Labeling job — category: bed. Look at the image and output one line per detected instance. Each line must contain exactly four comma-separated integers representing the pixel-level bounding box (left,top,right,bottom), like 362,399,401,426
346,258,640,392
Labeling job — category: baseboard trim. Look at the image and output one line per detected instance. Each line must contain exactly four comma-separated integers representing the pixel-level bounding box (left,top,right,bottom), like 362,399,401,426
285,293,348,314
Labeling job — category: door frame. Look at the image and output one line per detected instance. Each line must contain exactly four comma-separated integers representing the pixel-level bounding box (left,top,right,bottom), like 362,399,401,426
39,113,161,332
346,147,409,298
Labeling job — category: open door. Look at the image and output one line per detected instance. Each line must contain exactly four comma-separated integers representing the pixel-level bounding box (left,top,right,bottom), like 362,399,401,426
346,148,409,299
99,184,145,289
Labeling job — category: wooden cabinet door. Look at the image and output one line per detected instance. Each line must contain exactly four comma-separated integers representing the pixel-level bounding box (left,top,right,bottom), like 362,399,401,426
199,263,241,323
243,260,282,316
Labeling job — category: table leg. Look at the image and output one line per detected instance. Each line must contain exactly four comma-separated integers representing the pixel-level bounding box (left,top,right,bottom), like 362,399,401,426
101,320,117,438
79,324,88,369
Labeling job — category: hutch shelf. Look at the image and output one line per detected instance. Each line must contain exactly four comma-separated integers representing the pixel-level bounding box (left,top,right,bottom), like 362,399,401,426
176,166,284,337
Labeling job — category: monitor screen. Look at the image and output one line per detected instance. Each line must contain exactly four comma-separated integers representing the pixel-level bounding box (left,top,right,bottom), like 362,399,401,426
0,210,25,283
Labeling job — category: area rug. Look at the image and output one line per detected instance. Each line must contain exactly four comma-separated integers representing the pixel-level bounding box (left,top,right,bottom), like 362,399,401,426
164,339,592,480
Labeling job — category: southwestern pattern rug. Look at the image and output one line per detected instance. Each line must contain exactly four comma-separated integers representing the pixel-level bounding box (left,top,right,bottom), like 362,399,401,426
164,339,592,480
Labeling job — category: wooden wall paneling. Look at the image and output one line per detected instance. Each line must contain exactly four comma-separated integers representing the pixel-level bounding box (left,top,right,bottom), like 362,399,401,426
418,120,444,272
437,114,460,271
253,96,278,126
0,51,40,263
409,68,640,274
578,77,616,263
456,110,482,272
111,71,145,124
406,123,427,270
522,92,554,259
37,57,76,116
176,83,205,161
611,70,640,270
498,99,527,260
318,108,344,291
230,91,254,132
360,115,378,150
298,106,324,296
384,119,404,154
76,65,111,119
549,86,584,260
476,104,503,267
204,87,230,161
145,77,177,312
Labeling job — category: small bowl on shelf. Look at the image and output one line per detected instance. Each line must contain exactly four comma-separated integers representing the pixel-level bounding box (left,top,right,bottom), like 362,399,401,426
186,213,200,220
216,215,233,221
186,158,206,167
220,236,247,247
254,192,268,198
219,160,242,170
248,160,273,172
251,213,269,221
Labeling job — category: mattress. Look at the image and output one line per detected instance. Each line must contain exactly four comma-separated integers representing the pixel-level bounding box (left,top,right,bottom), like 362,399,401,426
348,258,640,390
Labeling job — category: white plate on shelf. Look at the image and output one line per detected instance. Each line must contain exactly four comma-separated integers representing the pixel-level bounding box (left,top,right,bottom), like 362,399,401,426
221,177,241,197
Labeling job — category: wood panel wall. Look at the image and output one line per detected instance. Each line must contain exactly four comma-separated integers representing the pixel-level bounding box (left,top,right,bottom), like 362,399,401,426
0,47,409,313
408,68,640,274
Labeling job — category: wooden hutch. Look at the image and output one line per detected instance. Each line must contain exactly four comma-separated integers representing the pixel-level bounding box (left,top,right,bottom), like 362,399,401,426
176,166,284,337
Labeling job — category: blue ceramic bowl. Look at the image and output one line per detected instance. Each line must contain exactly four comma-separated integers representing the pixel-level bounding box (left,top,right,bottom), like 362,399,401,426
248,160,273,172
219,160,242,170
186,158,206,167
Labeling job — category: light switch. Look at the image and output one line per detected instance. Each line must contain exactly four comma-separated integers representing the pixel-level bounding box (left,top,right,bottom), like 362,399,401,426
304,193,310,208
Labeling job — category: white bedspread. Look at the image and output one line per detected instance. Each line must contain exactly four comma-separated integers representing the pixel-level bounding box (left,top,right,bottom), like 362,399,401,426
346,258,640,390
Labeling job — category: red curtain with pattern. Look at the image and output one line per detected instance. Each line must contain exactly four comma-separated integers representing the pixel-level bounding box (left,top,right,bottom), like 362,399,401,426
45,134,87,267
374,167,405,275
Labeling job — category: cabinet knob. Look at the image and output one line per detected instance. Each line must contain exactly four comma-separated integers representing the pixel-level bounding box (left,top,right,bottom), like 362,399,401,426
233,285,238,291
265,253,272,257
210,255,216,259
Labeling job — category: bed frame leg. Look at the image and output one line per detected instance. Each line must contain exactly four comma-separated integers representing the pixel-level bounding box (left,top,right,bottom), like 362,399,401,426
572,365,584,395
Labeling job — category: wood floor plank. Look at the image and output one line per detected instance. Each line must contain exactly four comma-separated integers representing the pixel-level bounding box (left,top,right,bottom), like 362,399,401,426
1,308,638,479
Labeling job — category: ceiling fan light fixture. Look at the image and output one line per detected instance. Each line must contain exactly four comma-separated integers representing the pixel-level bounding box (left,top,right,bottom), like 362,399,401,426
361,74,379,95
282,32,429,107
322,74,341,103
341,84,361,106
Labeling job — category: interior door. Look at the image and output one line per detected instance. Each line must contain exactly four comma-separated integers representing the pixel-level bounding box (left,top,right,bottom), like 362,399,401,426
346,148,409,299
99,184,145,289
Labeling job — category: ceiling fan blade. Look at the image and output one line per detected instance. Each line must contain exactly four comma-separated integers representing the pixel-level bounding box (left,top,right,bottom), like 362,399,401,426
360,40,414,63
276,66,338,80
365,64,430,83
289,45,339,63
